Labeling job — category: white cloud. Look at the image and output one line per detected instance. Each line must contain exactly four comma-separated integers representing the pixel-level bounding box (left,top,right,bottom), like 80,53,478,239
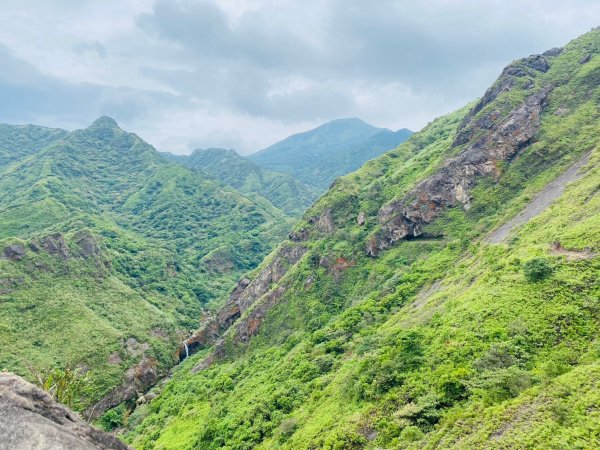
0,0,598,153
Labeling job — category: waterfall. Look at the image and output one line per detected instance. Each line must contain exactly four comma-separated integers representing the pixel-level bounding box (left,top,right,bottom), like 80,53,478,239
183,341,189,359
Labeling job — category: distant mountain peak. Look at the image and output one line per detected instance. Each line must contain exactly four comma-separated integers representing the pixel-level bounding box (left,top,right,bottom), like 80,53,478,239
88,116,120,130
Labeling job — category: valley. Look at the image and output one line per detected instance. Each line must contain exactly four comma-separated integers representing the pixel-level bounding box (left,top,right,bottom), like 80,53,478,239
0,6,598,450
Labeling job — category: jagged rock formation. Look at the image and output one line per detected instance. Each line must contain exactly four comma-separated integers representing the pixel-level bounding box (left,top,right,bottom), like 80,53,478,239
0,373,129,450
366,75,553,256
186,244,307,369
84,356,159,420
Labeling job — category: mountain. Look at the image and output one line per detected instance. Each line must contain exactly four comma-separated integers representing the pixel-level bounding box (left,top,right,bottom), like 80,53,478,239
126,29,600,449
161,148,319,216
248,118,412,188
0,123,67,169
0,116,292,416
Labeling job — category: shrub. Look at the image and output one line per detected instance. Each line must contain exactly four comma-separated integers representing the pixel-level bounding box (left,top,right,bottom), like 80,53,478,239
400,425,424,442
523,257,553,282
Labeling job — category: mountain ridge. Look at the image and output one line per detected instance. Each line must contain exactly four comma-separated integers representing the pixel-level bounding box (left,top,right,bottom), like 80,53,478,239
0,116,293,418
126,28,600,449
248,118,413,188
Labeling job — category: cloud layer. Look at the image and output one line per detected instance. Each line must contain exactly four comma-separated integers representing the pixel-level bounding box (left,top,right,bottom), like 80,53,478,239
0,0,598,153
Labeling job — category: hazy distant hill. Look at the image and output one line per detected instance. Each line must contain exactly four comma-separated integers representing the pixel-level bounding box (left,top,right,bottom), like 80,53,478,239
248,118,412,188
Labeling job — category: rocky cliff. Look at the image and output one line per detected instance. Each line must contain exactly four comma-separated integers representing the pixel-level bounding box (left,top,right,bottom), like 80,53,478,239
0,373,129,449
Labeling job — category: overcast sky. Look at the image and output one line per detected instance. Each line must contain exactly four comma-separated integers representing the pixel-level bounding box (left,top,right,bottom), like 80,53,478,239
0,1,598,154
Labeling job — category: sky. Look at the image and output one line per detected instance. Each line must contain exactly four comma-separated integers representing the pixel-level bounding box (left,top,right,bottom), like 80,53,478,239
0,1,598,154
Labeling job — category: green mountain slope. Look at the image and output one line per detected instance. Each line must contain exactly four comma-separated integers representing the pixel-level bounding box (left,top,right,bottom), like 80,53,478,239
0,117,292,415
249,118,412,189
161,148,319,216
0,123,67,169
126,29,600,449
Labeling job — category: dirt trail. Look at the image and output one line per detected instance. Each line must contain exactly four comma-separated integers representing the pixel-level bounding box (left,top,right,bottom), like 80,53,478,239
486,152,592,244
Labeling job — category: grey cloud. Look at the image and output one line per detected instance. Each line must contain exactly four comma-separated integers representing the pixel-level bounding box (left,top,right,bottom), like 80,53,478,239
73,41,108,59
135,0,600,124
0,0,598,152
0,44,181,128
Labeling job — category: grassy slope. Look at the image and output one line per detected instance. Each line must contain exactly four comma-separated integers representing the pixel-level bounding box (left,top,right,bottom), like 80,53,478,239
0,118,292,409
126,29,600,449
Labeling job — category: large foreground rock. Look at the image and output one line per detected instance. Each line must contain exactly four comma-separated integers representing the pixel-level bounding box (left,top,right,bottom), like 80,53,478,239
0,373,129,450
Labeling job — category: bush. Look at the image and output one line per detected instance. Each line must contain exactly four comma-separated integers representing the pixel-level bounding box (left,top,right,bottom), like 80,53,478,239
99,406,125,431
523,257,553,282
400,425,424,442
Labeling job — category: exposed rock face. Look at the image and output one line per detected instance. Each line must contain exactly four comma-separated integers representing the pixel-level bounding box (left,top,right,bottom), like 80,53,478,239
542,47,563,57
84,356,159,420
357,211,366,225
289,228,309,242
309,208,335,234
3,244,25,261
183,245,307,360
0,373,129,450
75,231,101,258
367,84,552,256
125,338,150,357
454,54,549,147
289,209,335,242
41,234,70,258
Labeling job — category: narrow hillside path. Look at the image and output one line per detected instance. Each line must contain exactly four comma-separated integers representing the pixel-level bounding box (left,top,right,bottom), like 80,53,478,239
486,151,592,243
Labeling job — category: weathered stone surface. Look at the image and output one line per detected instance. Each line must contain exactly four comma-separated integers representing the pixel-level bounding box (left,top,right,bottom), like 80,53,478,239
125,338,150,357
0,372,129,449
357,211,366,225
183,245,307,360
542,47,563,57
108,352,122,365
289,227,309,242
453,53,549,147
309,208,335,234
84,356,159,420
75,231,100,258
367,85,552,256
3,244,25,261
42,234,70,258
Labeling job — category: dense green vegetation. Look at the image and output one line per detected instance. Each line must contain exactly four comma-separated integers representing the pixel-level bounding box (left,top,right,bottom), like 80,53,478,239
249,118,412,189
161,148,319,216
0,116,293,409
125,29,600,449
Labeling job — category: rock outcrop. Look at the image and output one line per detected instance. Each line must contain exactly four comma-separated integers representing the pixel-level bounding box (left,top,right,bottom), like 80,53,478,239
84,356,159,420
2,244,25,261
188,244,307,370
367,82,553,256
0,372,129,449
41,234,70,258
183,244,307,360
75,231,101,258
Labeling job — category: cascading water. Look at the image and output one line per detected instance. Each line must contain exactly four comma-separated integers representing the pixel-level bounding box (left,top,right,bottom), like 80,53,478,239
183,341,189,359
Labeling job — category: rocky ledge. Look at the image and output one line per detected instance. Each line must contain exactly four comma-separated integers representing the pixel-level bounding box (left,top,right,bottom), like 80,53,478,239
185,244,307,370
0,372,129,450
366,79,553,256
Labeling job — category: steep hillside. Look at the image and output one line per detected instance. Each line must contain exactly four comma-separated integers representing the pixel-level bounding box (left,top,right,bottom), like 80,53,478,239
0,123,67,169
0,117,292,416
249,118,412,188
126,29,600,449
161,148,319,216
